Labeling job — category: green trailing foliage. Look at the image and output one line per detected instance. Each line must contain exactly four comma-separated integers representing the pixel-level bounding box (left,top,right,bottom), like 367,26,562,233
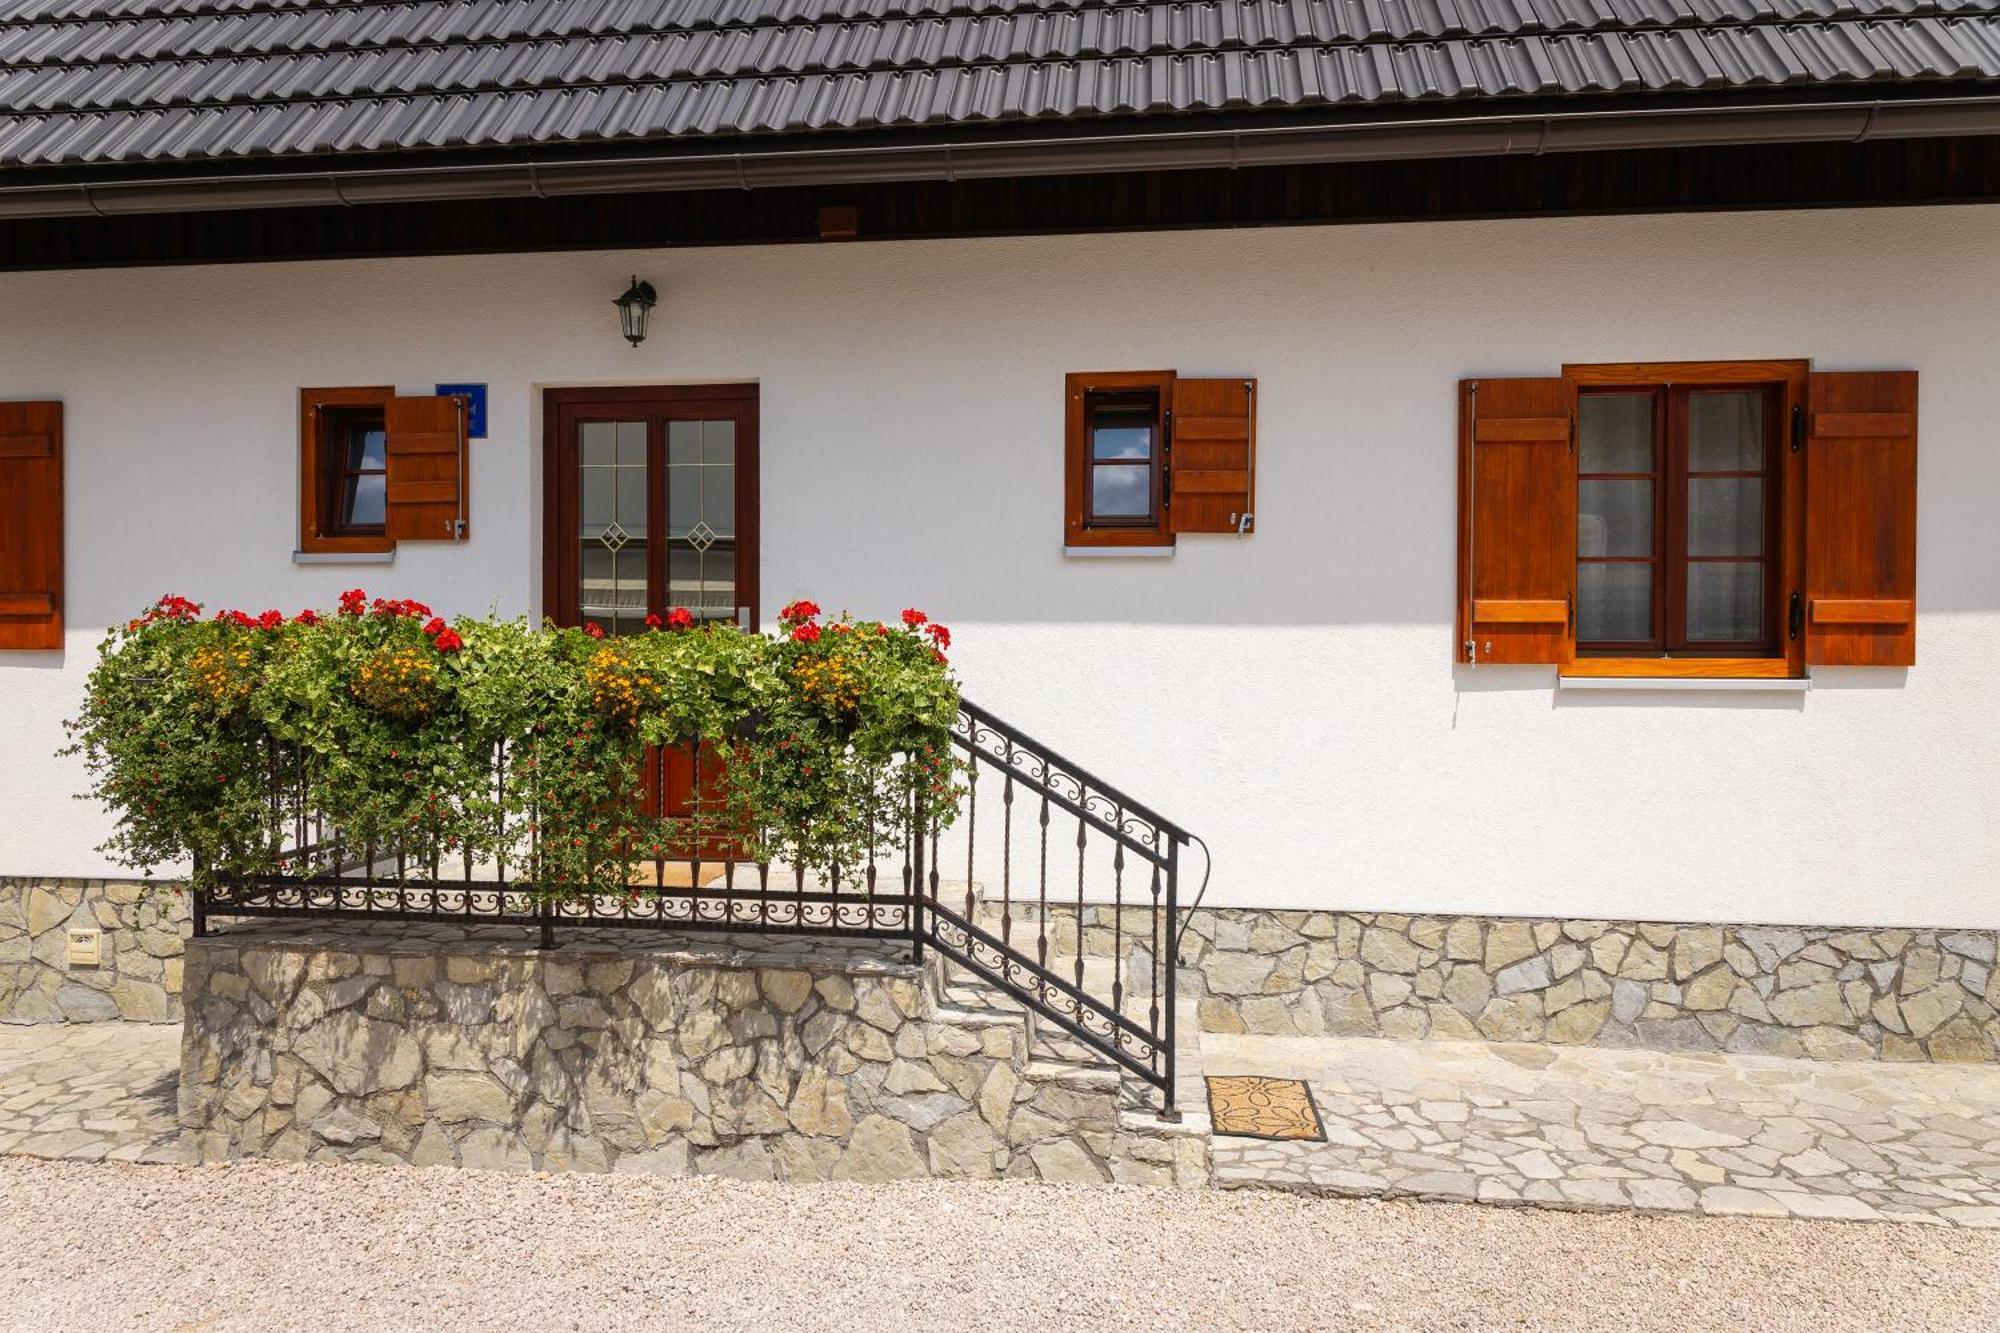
63,592,961,900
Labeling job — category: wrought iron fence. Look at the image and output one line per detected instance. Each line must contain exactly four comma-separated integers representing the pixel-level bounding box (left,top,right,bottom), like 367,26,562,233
197,698,1192,1113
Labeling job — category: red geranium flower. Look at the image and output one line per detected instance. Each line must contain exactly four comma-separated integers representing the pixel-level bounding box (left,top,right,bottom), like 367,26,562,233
924,622,951,649
584,621,605,640
779,599,821,624
901,608,927,628
643,612,663,630
791,623,822,644
338,589,368,617
294,608,320,626
255,609,284,630
433,628,464,653
667,607,695,631
423,617,446,636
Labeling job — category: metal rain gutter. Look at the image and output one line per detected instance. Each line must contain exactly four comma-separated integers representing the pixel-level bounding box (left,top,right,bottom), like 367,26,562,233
1,93,1997,222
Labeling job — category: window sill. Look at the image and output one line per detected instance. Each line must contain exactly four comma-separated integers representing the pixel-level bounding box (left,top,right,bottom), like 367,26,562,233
1564,657,1797,679
1062,544,1174,559
293,548,395,565
1559,665,1809,693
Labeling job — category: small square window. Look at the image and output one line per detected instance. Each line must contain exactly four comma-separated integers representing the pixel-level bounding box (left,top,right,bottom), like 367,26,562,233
1065,371,1174,548
299,385,394,554
1085,391,1160,526
328,410,388,535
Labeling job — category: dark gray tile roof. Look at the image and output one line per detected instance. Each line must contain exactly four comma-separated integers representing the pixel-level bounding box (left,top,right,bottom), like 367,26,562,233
1,0,1997,169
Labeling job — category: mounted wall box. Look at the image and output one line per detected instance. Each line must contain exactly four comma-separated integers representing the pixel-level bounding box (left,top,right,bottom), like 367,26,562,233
66,927,101,967
434,383,487,438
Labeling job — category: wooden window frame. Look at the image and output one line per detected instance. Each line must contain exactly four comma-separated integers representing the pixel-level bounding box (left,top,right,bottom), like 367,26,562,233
540,383,761,630
1563,359,1808,679
1065,370,1174,548
300,385,394,554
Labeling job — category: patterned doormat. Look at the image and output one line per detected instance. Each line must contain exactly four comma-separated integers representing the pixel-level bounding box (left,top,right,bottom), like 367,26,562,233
1205,1075,1325,1142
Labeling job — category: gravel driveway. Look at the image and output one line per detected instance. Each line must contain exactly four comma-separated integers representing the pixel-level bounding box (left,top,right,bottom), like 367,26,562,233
4,1158,1995,1332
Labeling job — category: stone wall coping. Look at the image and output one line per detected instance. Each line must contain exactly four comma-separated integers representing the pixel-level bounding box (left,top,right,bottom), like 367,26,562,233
197,920,925,978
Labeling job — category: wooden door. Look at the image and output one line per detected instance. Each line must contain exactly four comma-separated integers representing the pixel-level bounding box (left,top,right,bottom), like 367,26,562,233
543,386,760,871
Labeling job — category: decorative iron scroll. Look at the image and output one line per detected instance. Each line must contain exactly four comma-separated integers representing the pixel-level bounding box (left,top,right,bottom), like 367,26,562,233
951,699,1184,864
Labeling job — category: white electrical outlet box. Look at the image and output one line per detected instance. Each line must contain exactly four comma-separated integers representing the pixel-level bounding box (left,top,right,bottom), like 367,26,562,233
66,928,102,968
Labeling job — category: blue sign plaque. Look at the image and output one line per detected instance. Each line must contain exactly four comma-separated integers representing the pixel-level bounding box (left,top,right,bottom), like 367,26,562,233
434,382,487,438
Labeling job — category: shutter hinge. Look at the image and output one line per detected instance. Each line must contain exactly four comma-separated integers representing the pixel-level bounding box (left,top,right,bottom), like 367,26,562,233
1464,638,1476,665
1790,403,1805,452
1789,590,1803,640
1568,414,1576,454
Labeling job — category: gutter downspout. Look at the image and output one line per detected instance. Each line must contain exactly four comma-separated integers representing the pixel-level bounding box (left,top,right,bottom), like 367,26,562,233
2,93,1998,222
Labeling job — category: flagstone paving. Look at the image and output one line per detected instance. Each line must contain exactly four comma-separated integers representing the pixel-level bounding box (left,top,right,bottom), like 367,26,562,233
0,1023,181,1164
1204,1032,2000,1226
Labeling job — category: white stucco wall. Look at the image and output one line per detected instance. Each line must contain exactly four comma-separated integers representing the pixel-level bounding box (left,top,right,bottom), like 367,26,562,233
3,204,1997,928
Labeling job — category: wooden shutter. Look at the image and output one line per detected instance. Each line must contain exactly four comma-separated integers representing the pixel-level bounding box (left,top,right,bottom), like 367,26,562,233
1457,377,1573,664
384,394,468,542
0,401,62,651
1169,377,1255,534
1804,370,1917,666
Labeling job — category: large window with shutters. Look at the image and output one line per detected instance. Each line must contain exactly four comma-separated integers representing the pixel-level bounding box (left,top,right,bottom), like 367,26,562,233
1458,360,1916,676
1064,371,1257,548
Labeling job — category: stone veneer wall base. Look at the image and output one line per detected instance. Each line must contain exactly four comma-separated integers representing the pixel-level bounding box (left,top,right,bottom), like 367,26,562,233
976,903,2000,1063
1,878,187,1024
178,921,1207,1184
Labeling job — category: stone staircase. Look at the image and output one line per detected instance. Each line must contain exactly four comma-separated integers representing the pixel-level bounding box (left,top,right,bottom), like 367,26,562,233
931,958,1209,1187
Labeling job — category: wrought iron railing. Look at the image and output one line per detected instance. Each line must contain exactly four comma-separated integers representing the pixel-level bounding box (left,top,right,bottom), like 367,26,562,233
196,698,1192,1115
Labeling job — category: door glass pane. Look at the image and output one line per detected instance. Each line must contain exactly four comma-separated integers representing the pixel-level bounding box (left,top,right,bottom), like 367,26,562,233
1091,465,1150,518
1688,392,1764,471
581,544,647,636
1578,393,1653,473
1578,480,1653,558
1578,564,1652,642
1687,563,1763,641
667,418,737,620
1688,478,1762,556
580,419,649,635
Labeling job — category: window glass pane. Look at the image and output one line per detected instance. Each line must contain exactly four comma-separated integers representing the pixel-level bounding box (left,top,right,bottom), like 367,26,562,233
1090,465,1150,519
705,420,736,468
668,421,700,466
670,544,736,615
1688,392,1764,472
581,422,616,466
581,466,613,537
1578,563,1652,642
1579,393,1653,473
1091,420,1152,461
669,469,696,538
666,418,738,615
346,424,386,472
1578,480,1653,558
1687,562,1764,641
615,420,647,467
582,542,648,633
1688,478,1763,556
345,472,385,527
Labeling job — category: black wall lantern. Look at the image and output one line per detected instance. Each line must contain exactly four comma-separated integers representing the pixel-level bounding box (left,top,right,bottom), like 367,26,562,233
613,275,657,347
